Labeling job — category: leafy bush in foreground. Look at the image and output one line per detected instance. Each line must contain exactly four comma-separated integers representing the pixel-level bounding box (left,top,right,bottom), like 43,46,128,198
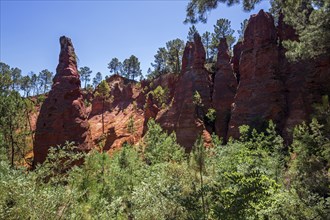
0,118,328,219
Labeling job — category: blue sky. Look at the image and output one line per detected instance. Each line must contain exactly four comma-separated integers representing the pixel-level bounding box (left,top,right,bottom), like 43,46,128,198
0,0,270,79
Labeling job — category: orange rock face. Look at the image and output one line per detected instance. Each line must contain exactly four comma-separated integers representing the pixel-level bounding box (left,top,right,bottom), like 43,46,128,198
33,36,93,165
212,38,237,140
31,10,330,158
227,10,287,138
157,33,211,150
231,41,243,83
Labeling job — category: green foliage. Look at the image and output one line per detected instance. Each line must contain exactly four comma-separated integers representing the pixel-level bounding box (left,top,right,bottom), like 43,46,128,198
202,31,212,62
92,71,102,89
126,115,135,134
122,55,142,81
79,66,92,89
281,0,330,61
149,38,184,78
144,119,185,165
187,25,199,41
166,39,185,74
185,0,263,24
212,18,236,49
95,80,112,134
107,57,122,74
36,94,46,104
0,95,328,220
147,85,169,109
288,119,329,198
38,69,53,93
206,108,216,122
313,95,330,135
150,47,169,78
0,90,31,166
237,19,248,41
193,90,203,107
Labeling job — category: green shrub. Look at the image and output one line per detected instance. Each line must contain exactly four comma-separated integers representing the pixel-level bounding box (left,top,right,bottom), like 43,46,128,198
206,108,216,122
193,90,203,107
147,85,169,109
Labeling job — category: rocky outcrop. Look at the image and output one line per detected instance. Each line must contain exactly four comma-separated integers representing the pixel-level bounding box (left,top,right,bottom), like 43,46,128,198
213,38,237,140
181,42,195,73
30,11,330,159
157,33,211,150
89,74,135,117
227,10,287,138
231,41,243,83
34,36,92,165
193,33,206,69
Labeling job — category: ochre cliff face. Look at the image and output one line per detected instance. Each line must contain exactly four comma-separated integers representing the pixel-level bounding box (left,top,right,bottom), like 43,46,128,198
227,10,287,139
213,38,237,140
34,36,92,165
32,10,330,159
226,10,330,140
231,41,243,83
157,33,212,150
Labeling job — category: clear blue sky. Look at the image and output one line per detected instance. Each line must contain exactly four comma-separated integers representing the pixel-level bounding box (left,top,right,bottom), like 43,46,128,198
0,0,270,79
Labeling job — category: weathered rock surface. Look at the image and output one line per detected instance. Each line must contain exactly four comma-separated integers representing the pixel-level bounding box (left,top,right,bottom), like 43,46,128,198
231,41,243,83
34,36,92,165
157,33,211,150
30,11,330,159
213,38,237,140
181,42,195,73
227,10,287,138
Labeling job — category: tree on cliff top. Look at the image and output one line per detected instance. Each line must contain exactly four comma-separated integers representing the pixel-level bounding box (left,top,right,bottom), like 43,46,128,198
92,72,102,89
150,47,169,78
122,55,142,81
187,25,199,42
79,66,92,89
211,18,236,57
166,39,185,74
108,58,122,75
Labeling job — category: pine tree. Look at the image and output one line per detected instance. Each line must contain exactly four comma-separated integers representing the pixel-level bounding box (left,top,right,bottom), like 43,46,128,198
166,39,185,74
79,66,92,89
211,18,236,58
92,72,102,89
202,31,212,61
95,80,111,134
122,55,142,80
237,19,248,42
108,58,122,74
187,25,198,41
151,47,168,77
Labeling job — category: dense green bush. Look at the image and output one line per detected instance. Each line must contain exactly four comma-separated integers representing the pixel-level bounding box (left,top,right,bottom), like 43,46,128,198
0,118,329,219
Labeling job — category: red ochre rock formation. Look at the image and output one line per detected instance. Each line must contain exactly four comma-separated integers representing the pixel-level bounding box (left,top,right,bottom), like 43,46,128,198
33,36,93,165
181,42,195,73
231,41,243,83
31,10,330,158
227,10,287,139
157,33,212,150
212,38,237,140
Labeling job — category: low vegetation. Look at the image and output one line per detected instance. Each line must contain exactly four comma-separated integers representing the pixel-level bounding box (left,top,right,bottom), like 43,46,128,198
0,113,329,219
